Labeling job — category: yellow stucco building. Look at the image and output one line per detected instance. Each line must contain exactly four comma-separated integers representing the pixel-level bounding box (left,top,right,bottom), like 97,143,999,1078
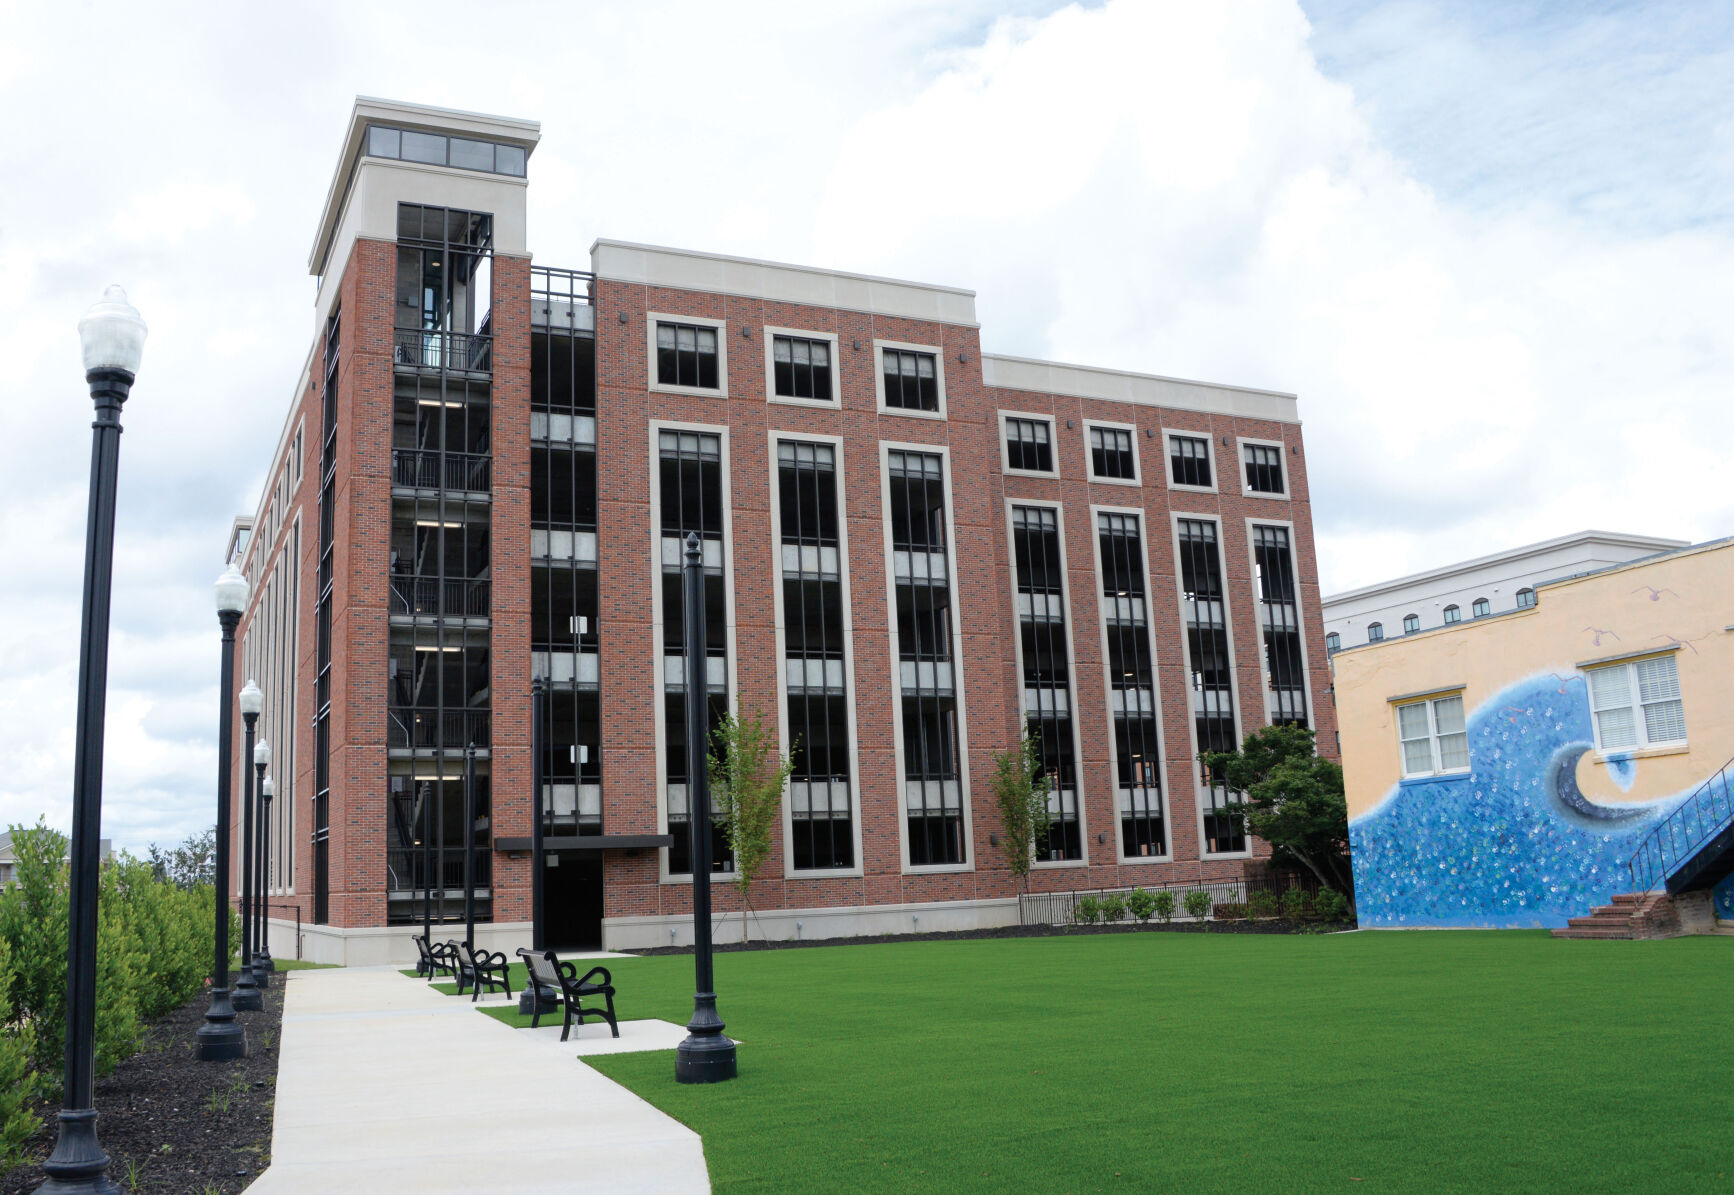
1333,537,1734,928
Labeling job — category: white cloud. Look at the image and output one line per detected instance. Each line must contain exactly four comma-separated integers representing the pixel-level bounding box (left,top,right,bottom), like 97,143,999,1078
0,0,1729,853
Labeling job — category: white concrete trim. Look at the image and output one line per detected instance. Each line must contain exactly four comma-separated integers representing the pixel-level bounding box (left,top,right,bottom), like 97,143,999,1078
880,441,976,874
873,339,948,420
768,430,866,879
603,896,1019,951
647,312,729,399
1003,498,1090,867
983,353,1299,423
997,410,1060,478
762,326,841,407
270,918,536,968
1161,426,1219,495
1084,419,1141,487
591,239,979,326
647,420,738,884
1168,512,1252,862
1089,504,1175,864
1235,435,1291,500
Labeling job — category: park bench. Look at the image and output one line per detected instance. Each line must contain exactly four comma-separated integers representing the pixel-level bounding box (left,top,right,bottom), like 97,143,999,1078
517,947,619,1040
417,937,458,981
455,940,513,1001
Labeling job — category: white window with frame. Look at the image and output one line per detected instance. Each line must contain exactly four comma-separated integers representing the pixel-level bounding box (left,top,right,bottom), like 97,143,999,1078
1396,693,1469,778
764,327,839,406
1085,421,1139,484
648,313,727,397
1587,655,1686,752
874,339,946,418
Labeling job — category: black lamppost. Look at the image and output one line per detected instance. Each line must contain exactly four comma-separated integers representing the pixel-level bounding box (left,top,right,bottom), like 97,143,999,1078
250,748,271,989
462,741,477,954
197,565,249,1063
674,532,736,1084
256,775,275,976
232,684,262,1012
420,772,433,970
519,677,557,1015
36,284,147,1195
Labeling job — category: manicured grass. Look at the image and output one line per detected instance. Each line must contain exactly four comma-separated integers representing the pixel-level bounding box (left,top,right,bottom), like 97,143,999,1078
272,958,339,971
473,932,1734,1192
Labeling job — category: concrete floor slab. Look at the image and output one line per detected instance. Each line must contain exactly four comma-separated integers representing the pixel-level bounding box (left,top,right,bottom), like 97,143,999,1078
248,966,709,1194
520,1017,693,1055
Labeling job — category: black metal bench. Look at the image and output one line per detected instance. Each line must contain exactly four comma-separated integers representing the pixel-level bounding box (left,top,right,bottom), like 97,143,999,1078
455,940,512,1001
418,937,459,981
517,947,618,1040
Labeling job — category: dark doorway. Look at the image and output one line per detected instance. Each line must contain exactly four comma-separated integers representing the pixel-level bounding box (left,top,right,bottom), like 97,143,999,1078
544,852,603,949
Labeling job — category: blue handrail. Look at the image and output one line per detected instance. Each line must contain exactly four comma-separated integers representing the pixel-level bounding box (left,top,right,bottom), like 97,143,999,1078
1627,757,1734,894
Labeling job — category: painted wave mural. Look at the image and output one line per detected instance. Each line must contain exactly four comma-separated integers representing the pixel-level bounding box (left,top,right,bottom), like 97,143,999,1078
1350,672,1734,928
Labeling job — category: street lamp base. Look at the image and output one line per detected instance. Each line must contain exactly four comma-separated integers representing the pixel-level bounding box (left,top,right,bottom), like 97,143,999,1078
194,1018,248,1062
518,982,560,1016
250,958,271,990
256,950,275,974
35,1108,120,1194
232,978,262,1012
674,992,737,1084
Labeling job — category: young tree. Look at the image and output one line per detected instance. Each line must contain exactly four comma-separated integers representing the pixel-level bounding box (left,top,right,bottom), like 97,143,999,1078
990,727,1052,901
1203,724,1355,911
707,705,796,943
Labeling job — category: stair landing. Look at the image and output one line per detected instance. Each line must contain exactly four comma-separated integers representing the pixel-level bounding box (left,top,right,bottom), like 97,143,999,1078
1552,891,1715,940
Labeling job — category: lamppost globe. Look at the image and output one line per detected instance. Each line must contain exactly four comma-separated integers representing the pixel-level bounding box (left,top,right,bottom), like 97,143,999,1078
214,565,247,616
255,738,271,769
239,679,262,717
77,285,147,376
261,776,274,799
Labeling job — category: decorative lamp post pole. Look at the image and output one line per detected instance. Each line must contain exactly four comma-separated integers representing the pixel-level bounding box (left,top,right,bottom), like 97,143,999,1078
463,741,477,954
253,765,274,983
197,566,249,1063
519,678,557,1015
36,284,147,1195
420,774,433,970
674,532,737,1084
233,686,262,1012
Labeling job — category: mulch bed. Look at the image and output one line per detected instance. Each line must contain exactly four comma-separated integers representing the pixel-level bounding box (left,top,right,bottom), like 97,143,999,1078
636,916,1358,955
2,978,284,1195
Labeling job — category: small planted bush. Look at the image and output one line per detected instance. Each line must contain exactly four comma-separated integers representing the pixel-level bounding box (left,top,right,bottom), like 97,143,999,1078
1182,889,1212,923
1249,890,1279,920
1214,901,1247,921
1281,888,1312,921
1315,889,1350,921
1127,888,1157,923
1074,895,1102,925
1099,894,1127,924
1152,890,1176,923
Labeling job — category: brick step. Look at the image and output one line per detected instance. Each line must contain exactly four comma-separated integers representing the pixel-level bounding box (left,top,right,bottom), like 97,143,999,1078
1567,915,1636,929
1552,926,1637,939
1610,893,1644,906
1589,905,1630,917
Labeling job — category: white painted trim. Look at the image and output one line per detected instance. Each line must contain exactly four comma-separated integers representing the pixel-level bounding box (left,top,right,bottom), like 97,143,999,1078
880,441,976,874
1089,504,1174,865
1394,692,1474,779
997,410,1060,478
592,239,979,327
1243,516,1318,733
983,353,1299,423
1002,498,1090,867
276,918,539,968
1083,419,1141,487
768,431,866,879
648,420,738,884
647,312,729,399
1168,512,1251,861
873,339,948,420
1235,435,1292,500
1161,426,1218,495
603,897,1019,952
762,326,841,408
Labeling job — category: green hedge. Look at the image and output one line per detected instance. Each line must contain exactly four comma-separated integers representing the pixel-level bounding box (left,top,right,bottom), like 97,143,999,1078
0,821,228,1169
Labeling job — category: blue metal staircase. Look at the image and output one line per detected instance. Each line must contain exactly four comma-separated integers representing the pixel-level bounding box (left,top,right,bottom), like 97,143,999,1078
1627,755,1734,896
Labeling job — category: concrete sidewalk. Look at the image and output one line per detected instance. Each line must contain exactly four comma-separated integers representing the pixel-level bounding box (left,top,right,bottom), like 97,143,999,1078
248,966,710,1193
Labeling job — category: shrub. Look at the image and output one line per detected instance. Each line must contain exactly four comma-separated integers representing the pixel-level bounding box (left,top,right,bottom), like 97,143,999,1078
1126,888,1157,923
1281,888,1312,921
1182,890,1212,923
1315,889,1350,921
1152,890,1176,923
0,939,39,1169
1214,901,1247,921
1249,889,1279,920
1099,894,1127,923
1074,896,1101,925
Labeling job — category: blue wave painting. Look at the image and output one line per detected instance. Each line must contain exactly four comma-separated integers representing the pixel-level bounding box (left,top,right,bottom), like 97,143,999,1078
1350,673,1734,928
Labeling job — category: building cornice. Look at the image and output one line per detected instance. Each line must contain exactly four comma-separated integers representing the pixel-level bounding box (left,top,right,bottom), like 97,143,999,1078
981,353,1299,423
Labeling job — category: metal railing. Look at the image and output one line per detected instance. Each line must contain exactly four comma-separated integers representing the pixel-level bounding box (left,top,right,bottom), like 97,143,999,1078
1628,755,1734,894
387,708,491,750
392,448,491,493
386,846,492,893
1018,872,1325,926
390,575,490,619
393,329,493,373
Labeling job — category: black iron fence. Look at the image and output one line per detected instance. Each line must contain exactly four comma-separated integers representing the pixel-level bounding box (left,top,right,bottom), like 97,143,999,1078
1628,755,1734,894
386,845,492,894
390,575,490,619
1018,870,1327,925
393,329,493,373
392,448,491,493
387,708,491,750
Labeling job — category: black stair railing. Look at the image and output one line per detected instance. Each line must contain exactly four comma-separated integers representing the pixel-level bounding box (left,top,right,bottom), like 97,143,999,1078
1627,755,1734,894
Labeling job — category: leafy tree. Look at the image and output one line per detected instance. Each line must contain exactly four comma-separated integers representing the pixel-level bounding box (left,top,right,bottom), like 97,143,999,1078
146,828,216,890
1203,724,1355,912
707,705,796,944
989,727,1051,897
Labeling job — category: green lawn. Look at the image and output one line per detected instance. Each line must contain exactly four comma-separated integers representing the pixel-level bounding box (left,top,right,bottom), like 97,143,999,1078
457,931,1733,1192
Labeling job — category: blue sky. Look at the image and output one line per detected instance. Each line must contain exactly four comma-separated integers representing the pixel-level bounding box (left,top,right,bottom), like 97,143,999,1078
0,0,1729,853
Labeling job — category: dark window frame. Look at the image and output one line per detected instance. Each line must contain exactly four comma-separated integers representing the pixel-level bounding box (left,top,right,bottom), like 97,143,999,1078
1472,597,1491,618
878,343,943,414
768,332,836,404
1403,613,1420,635
1241,441,1286,495
1003,415,1055,474
653,318,723,392
1087,423,1139,483
1168,433,1213,489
